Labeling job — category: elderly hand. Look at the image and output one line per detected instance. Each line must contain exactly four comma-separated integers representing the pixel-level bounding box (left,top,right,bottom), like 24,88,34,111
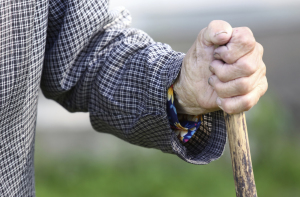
173,20,268,115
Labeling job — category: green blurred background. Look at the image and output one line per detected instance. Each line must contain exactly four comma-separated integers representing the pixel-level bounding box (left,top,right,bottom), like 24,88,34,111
34,0,300,196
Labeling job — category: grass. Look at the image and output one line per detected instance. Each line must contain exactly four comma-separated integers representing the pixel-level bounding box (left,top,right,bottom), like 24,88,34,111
35,94,300,197
35,153,236,197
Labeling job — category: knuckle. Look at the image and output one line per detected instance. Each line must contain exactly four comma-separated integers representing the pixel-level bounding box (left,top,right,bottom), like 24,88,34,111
244,101,252,111
240,27,254,38
264,77,268,91
239,58,256,75
259,77,268,95
257,42,264,54
243,27,254,36
261,63,266,76
238,34,248,44
243,96,253,111
236,78,250,94
245,36,256,50
237,27,256,49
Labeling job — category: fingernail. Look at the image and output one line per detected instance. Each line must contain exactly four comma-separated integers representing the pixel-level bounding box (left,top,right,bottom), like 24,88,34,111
216,97,223,110
213,52,221,59
208,77,213,86
215,31,227,37
209,65,214,73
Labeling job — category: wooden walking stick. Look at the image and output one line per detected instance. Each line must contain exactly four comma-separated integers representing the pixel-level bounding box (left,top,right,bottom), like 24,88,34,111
224,112,257,197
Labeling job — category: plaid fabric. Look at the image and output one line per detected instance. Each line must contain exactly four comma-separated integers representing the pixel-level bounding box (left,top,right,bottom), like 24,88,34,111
1,0,226,196
0,1,47,196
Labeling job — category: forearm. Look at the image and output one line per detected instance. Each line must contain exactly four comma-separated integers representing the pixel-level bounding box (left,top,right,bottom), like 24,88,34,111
41,1,227,164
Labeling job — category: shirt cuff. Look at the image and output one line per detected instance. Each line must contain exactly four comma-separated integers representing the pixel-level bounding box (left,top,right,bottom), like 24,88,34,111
167,85,203,143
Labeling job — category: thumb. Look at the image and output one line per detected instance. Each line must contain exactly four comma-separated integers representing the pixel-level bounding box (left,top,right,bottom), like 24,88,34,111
201,20,233,46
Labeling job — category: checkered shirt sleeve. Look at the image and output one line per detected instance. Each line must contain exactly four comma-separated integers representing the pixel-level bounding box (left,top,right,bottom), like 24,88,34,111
41,0,227,165
1,0,227,195
0,0,48,196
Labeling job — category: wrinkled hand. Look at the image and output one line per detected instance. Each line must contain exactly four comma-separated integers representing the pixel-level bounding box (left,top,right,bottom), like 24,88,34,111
173,20,268,115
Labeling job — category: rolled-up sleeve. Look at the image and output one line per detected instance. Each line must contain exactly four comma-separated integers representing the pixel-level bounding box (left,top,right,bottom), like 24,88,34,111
41,0,226,164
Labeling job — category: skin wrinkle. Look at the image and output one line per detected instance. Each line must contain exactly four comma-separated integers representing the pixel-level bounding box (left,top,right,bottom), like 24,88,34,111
173,20,267,115
174,39,216,115
197,32,219,113
214,41,262,83
224,73,267,113
175,23,224,114
216,28,255,65
215,62,263,99
174,61,200,113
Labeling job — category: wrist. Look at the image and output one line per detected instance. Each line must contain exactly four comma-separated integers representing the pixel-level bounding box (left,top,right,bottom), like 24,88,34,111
173,79,205,115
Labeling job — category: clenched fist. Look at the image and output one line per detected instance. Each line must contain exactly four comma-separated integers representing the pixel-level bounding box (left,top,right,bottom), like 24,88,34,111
173,20,268,115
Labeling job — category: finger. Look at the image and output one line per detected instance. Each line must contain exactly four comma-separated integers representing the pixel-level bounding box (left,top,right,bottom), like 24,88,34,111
216,76,268,114
210,42,264,82
214,27,256,64
209,75,252,98
209,60,266,98
201,20,233,47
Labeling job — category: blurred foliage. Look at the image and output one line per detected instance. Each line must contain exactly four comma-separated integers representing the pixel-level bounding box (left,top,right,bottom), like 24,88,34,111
35,93,300,197
246,93,300,197
35,154,236,197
